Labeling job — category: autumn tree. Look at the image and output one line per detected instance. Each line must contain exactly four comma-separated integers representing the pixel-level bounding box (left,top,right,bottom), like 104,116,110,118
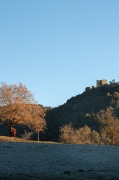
28,104,46,141
59,123,75,143
71,125,100,144
95,107,119,145
0,82,46,138
59,123,101,144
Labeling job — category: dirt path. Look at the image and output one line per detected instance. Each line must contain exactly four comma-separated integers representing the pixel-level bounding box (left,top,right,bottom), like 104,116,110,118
0,142,119,180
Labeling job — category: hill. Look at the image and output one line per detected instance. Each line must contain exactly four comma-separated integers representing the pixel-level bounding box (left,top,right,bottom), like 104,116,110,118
1,82,119,143
43,83,119,141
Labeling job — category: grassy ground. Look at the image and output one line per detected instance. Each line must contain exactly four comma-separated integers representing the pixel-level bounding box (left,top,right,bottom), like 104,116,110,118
0,135,35,142
0,136,119,180
0,135,61,143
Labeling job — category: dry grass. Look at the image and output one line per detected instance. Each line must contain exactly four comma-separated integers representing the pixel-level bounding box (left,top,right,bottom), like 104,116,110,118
0,135,61,143
0,135,32,142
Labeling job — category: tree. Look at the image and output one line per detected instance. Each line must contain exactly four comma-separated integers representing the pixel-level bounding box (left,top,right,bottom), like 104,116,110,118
95,107,119,145
90,130,101,144
59,123,75,143
59,123,101,144
109,79,115,84
73,125,92,144
28,105,46,141
0,82,46,139
72,125,100,144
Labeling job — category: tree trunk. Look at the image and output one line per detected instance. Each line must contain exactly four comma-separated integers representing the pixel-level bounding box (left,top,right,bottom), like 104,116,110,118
38,131,39,141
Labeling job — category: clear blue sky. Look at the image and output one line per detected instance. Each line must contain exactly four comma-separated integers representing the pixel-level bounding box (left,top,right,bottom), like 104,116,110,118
0,1,119,107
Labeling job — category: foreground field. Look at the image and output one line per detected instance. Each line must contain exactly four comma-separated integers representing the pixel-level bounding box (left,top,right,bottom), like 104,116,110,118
0,136,119,180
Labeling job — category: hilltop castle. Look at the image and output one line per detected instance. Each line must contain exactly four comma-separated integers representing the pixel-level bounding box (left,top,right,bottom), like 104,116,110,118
96,79,107,87
85,79,119,91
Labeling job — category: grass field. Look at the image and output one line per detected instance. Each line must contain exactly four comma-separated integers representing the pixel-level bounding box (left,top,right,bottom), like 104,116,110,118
0,136,119,180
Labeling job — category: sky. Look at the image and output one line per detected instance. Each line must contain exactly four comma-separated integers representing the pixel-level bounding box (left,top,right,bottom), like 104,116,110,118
0,1,119,107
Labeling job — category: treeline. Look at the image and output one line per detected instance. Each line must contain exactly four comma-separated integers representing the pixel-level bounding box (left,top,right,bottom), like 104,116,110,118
1,82,119,145
42,84,119,145
59,107,119,145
